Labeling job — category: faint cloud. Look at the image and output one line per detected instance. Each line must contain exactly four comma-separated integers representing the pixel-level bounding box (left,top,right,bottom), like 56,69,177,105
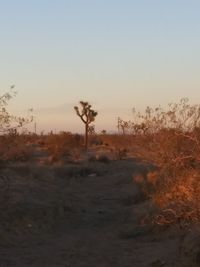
35,102,74,115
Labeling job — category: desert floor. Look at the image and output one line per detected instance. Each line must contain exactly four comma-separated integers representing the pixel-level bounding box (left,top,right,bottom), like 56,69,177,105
0,149,198,267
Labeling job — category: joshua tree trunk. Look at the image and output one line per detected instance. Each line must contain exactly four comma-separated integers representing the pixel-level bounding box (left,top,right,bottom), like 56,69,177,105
85,123,89,150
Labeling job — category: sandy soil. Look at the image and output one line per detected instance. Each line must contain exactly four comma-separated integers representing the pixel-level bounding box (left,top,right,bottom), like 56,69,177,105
0,154,198,267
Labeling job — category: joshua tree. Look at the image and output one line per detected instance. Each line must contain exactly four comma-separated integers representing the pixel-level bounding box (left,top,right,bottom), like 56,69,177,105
74,101,98,150
117,117,129,135
101,129,107,135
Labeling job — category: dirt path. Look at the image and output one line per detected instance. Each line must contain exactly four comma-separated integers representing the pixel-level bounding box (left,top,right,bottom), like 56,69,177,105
0,159,190,266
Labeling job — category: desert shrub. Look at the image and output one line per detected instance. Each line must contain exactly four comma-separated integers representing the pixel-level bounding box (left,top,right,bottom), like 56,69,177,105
0,89,33,135
133,99,200,168
131,98,200,225
0,89,33,163
145,169,200,225
100,134,134,158
0,132,34,163
88,155,97,162
3,144,33,162
97,155,110,163
100,134,131,147
115,148,128,160
44,132,84,162
89,135,103,146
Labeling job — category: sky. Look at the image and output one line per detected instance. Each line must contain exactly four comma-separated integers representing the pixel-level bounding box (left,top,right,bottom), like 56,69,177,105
1,0,200,133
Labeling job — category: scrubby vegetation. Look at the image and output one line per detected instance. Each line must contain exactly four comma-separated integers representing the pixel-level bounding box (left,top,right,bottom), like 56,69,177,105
1,94,200,266
128,98,200,226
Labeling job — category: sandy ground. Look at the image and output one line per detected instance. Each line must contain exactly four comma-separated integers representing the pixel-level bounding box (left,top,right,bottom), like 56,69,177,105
0,153,198,267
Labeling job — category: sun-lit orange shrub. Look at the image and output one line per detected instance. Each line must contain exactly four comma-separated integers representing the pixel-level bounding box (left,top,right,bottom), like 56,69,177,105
43,132,84,162
0,132,34,162
131,99,200,225
99,134,135,159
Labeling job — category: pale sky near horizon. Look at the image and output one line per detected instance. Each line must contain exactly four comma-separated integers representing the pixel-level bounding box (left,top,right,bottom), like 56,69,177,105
1,0,200,133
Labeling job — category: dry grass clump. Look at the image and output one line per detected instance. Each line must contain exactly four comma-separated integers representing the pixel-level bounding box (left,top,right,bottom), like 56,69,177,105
100,134,133,148
3,144,33,162
134,169,200,225
151,170,200,225
44,132,84,162
97,154,110,163
0,133,34,163
99,134,133,159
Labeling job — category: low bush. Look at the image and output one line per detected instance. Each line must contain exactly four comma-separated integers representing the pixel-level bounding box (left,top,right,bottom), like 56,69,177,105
0,133,33,163
44,132,84,162
131,98,200,226
97,155,110,163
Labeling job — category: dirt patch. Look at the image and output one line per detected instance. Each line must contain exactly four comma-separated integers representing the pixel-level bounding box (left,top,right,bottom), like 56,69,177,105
0,158,198,266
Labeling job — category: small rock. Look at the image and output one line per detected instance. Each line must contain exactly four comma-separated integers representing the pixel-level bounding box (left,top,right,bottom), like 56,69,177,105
88,173,97,177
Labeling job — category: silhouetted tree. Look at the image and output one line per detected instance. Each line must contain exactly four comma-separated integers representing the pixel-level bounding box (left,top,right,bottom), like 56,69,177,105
101,129,107,135
74,101,98,150
117,117,129,135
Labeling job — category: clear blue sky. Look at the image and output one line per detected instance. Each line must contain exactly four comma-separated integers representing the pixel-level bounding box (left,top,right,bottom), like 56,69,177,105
1,0,200,132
